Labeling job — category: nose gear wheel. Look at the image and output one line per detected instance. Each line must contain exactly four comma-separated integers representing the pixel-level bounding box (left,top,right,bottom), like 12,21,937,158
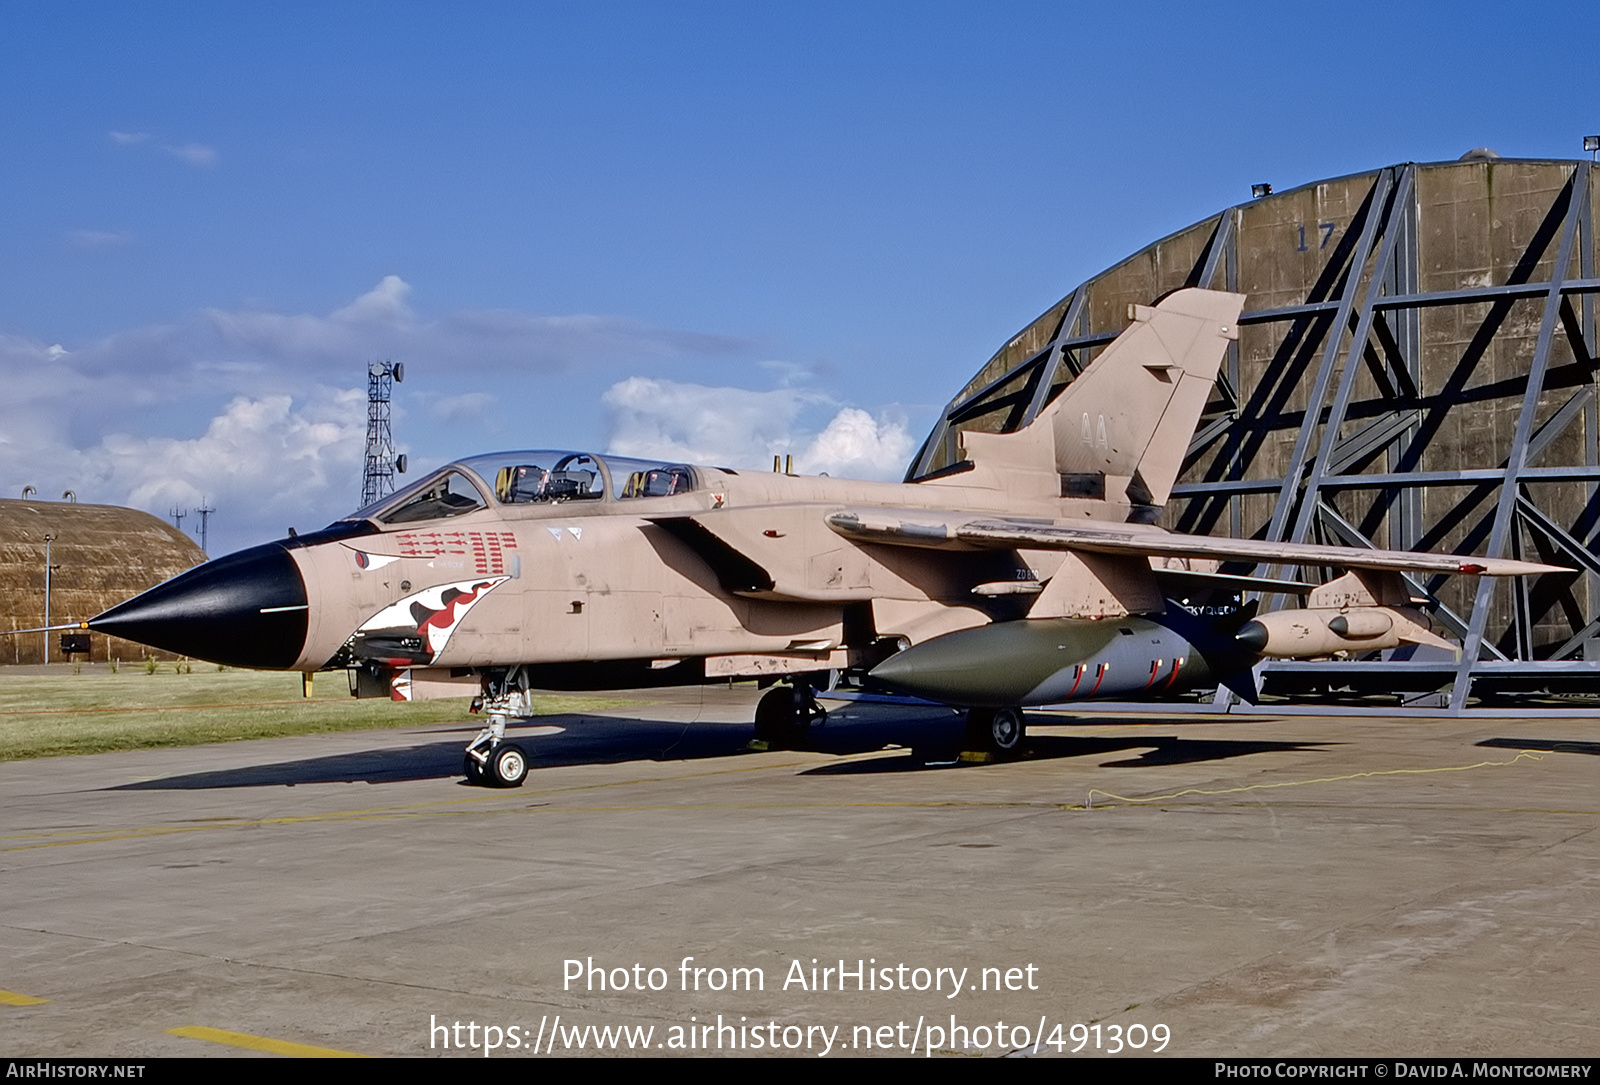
463,665,534,787
753,681,827,749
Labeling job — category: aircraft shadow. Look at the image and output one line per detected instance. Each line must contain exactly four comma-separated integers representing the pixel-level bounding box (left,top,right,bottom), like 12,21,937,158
1092,736,1336,767
105,709,1334,790
107,740,472,789
1478,737,1600,757
801,734,1337,775
106,715,760,790
104,707,964,790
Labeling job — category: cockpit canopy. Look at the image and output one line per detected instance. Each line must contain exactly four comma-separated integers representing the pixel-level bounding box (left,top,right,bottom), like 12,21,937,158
374,470,487,524
490,452,604,504
344,450,699,525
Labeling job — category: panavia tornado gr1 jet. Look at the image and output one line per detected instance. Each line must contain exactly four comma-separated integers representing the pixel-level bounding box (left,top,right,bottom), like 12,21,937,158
79,289,1559,785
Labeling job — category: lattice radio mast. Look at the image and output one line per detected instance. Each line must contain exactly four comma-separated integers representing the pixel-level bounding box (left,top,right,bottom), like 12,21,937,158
362,360,407,507
195,501,215,555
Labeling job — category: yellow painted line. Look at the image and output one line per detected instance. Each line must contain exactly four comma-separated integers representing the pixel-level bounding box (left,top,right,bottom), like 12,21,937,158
8,745,1578,851
1077,750,1547,810
0,988,49,1006
5,796,1035,849
467,803,1034,818
167,1025,371,1058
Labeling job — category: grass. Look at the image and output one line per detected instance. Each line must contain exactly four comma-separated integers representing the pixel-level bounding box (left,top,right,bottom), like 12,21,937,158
0,665,639,760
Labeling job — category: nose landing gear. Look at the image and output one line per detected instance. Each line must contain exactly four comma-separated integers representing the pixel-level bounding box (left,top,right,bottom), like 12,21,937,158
753,680,827,749
464,666,533,787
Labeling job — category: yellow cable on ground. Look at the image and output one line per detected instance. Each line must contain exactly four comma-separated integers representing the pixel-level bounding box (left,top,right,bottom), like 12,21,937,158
1075,749,1545,810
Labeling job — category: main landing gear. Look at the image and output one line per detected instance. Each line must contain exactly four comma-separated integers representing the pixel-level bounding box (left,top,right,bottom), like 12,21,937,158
753,680,827,749
965,706,1026,758
464,666,532,787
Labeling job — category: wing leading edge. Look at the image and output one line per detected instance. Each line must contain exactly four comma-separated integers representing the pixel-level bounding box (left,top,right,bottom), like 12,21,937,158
824,510,1565,579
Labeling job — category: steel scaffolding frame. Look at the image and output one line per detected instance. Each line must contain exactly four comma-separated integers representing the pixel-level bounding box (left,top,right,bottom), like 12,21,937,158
909,160,1600,712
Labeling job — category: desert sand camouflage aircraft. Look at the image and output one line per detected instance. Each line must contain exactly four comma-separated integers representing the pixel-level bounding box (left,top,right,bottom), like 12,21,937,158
73,289,1558,786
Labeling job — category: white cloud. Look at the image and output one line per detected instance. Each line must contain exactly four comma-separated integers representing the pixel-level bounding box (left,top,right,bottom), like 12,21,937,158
163,142,218,166
425,391,495,426
758,358,829,386
0,359,367,553
2,280,923,554
794,406,915,478
66,229,132,250
35,276,742,389
172,276,743,376
107,130,217,167
602,376,913,480
103,392,367,534
0,280,754,552
603,376,821,467
331,274,412,323
434,308,743,370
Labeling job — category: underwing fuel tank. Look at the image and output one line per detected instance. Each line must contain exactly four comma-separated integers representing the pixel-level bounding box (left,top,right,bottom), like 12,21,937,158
868,616,1216,708
1235,606,1445,658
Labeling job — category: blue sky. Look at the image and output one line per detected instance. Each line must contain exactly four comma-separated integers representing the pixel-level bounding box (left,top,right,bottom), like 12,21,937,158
3,1,1597,554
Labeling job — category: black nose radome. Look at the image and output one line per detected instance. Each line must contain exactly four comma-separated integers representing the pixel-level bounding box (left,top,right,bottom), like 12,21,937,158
89,543,308,669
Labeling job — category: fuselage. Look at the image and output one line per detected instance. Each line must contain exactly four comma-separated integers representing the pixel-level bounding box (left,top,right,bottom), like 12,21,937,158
88,448,1142,686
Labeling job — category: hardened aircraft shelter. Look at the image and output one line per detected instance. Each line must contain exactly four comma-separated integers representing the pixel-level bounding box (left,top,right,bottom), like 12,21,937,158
0,499,205,664
911,155,1600,712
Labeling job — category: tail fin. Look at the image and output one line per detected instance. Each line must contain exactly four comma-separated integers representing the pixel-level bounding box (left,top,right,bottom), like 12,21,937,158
957,288,1243,507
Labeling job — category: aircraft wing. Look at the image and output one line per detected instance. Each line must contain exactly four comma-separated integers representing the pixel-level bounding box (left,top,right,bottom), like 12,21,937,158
824,509,1565,578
